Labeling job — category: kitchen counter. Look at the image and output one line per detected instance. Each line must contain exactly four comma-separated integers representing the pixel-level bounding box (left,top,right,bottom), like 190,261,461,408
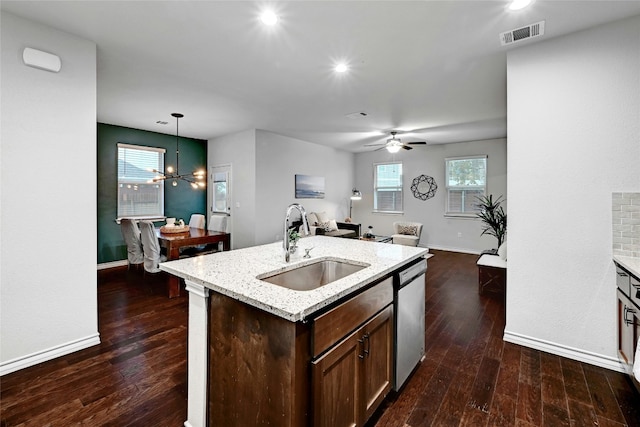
159,235,429,321
160,235,430,427
614,255,640,279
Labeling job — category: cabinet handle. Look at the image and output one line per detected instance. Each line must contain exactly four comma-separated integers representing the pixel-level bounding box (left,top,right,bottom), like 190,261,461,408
363,333,370,357
358,337,365,359
624,305,636,326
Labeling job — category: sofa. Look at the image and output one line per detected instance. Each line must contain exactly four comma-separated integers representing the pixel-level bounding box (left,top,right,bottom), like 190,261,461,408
293,211,360,238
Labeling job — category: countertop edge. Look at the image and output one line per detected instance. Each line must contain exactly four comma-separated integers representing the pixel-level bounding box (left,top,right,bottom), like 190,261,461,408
614,255,640,279
161,246,430,322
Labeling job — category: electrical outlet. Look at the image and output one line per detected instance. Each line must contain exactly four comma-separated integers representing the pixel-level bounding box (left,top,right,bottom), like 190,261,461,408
457,232,462,238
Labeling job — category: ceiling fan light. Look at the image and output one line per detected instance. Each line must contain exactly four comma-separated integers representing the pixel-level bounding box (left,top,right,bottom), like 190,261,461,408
386,144,401,154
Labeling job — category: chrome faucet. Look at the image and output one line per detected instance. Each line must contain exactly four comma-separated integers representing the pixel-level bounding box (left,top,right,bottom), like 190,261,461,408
283,203,310,262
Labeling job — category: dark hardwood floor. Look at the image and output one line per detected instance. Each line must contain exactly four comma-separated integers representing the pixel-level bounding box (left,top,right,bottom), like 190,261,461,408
1,250,638,426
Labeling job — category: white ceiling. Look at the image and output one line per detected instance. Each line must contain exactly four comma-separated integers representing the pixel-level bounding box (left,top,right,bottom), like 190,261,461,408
3,1,640,152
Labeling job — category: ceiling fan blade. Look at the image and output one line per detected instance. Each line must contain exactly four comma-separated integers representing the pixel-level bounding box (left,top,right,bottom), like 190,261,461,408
401,145,413,150
407,141,427,145
364,142,386,147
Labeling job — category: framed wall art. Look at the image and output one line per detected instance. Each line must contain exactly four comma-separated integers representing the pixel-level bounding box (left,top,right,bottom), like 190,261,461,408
295,174,325,199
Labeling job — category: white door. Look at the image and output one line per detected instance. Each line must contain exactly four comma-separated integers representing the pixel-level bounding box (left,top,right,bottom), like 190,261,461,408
210,164,232,244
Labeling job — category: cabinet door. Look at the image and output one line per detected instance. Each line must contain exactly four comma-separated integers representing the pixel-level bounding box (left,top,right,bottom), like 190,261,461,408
312,329,362,427
312,306,394,427
362,306,393,421
618,290,636,373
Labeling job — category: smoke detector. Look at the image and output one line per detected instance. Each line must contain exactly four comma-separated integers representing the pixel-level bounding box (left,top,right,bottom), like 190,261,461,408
500,20,545,46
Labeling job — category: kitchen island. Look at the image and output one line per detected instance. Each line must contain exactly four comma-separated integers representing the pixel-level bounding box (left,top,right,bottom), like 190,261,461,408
160,235,429,427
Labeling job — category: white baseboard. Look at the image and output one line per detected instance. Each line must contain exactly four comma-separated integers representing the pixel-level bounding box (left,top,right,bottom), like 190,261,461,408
0,333,101,376
503,330,625,373
426,244,481,255
97,260,128,270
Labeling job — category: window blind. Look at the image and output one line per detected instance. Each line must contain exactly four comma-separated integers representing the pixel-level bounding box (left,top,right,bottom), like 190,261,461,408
117,143,166,218
374,162,403,213
445,155,487,216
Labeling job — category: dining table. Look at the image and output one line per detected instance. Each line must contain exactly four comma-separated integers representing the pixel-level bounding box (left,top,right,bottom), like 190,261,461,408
156,227,231,298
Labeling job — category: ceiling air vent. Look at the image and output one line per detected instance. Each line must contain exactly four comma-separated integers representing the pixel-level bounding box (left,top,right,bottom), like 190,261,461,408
345,111,368,119
500,20,545,46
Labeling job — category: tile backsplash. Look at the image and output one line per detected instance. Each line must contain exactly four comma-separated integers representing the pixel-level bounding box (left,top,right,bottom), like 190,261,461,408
613,192,640,258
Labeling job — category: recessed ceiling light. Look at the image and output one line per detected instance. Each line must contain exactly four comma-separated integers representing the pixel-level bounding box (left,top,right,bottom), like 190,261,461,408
509,0,532,11
260,11,278,25
334,63,348,73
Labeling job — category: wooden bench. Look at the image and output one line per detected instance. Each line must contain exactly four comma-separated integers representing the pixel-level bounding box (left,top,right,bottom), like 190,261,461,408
477,254,506,296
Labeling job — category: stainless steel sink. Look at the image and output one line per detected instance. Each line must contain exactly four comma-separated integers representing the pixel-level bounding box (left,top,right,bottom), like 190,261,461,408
259,259,367,291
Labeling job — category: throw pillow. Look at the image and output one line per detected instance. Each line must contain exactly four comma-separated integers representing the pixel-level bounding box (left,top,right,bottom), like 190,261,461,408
398,224,417,236
315,211,330,225
320,220,338,232
307,212,319,226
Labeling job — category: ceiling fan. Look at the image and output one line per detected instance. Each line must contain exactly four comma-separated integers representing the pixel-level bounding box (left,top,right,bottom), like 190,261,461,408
364,131,427,153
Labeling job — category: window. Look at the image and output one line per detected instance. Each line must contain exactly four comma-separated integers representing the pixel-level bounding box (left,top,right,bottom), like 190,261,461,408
117,143,166,219
445,155,487,216
374,162,403,213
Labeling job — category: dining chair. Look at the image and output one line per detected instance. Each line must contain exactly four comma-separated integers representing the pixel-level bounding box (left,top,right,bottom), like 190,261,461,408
206,214,229,253
189,214,206,229
208,214,228,232
120,219,144,269
139,220,167,273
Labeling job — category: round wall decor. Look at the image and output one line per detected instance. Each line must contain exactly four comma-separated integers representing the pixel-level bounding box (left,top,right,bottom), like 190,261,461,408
411,174,437,200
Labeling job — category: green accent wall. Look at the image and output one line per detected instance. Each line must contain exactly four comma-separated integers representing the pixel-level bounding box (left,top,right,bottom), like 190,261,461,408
97,123,207,264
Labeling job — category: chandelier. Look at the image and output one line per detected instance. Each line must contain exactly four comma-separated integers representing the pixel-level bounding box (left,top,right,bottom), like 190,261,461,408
149,113,206,189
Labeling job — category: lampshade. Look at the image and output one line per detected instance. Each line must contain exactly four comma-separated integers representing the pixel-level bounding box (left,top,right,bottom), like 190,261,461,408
351,188,362,200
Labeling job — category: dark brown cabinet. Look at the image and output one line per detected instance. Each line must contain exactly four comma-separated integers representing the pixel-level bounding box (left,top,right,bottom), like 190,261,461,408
618,289,639,372
615,262,640,393
208,275,394,427
312,306,393,427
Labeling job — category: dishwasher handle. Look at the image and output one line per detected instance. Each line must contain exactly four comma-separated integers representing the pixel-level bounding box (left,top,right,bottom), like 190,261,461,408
399,260,427,286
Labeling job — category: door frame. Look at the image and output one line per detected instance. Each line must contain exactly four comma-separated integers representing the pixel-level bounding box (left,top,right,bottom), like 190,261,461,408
209,163,232,248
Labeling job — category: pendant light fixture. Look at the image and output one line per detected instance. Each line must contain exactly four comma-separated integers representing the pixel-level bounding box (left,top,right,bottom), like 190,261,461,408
149,113,206,189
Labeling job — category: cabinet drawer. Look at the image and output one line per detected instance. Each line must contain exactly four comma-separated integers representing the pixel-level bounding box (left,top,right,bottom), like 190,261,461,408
617,266,630,296
631,274,640,307
312,277,392,357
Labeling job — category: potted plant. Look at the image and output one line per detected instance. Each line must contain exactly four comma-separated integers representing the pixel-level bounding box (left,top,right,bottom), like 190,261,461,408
476,194,507,250
288,228,301,253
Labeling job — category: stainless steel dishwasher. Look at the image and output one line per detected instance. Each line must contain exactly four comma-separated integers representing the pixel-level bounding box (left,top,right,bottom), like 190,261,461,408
394,258,427,391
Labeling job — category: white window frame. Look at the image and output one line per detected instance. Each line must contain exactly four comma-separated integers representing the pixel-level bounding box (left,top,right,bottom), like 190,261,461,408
373,161,403,214
444,155,487,218
117,143,166,221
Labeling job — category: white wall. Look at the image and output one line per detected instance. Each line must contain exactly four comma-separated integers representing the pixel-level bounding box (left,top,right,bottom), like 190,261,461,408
505,15,640,370
353,139,507,253
208,129,355,248
1,13,99,374
207,129,257,249
255,130,355,245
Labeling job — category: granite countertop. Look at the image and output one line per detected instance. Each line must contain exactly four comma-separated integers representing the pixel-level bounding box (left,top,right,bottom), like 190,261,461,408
614,255,640,280
159,235,430,321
